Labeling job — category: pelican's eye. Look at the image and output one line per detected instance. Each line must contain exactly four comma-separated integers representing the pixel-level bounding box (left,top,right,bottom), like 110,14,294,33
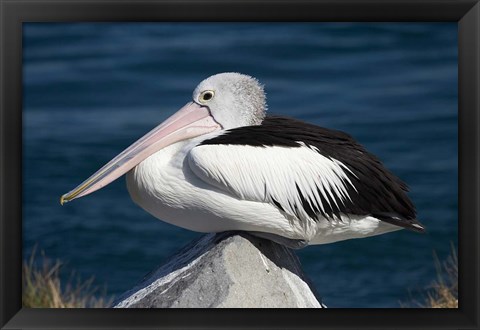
199,90,215,103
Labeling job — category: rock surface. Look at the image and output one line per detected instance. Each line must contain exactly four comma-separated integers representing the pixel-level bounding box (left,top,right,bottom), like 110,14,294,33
113,232,324,308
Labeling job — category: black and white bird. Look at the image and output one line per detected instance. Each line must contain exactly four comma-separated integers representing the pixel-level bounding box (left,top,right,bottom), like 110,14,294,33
61,72,425,249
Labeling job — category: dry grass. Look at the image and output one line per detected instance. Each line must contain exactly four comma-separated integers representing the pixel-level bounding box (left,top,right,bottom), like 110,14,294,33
23,247,112,308
403,245,458,308
424,246,458,308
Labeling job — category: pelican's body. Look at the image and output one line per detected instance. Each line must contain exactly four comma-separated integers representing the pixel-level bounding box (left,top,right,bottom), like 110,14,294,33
62,72,424,248
126,132,401,245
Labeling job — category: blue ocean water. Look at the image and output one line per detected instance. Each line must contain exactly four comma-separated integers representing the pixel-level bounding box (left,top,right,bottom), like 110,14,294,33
23,23,457,308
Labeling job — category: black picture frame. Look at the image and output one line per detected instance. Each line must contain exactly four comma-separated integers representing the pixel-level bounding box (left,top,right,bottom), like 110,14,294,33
1,0,479,329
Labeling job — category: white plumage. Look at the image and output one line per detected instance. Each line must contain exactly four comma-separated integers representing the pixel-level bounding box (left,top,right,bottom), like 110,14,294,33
126,136,401,245
188,143,357,223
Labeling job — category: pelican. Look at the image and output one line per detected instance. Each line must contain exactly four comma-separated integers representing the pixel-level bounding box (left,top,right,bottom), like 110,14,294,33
61,72,424,248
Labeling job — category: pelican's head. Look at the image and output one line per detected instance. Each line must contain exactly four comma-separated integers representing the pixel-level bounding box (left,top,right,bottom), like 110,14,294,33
60,72,267,204
193,72,266,129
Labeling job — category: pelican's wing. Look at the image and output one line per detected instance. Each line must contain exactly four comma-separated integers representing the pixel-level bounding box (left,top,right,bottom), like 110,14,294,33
188,116,424,232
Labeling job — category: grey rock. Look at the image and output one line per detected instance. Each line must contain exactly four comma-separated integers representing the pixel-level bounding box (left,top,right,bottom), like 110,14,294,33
113,232,324,308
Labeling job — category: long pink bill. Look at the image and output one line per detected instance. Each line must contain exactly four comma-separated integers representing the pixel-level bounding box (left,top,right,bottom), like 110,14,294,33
60,102,221,205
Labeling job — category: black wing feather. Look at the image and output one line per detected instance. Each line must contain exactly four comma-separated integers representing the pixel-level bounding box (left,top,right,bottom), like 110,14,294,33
201,115,424,232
